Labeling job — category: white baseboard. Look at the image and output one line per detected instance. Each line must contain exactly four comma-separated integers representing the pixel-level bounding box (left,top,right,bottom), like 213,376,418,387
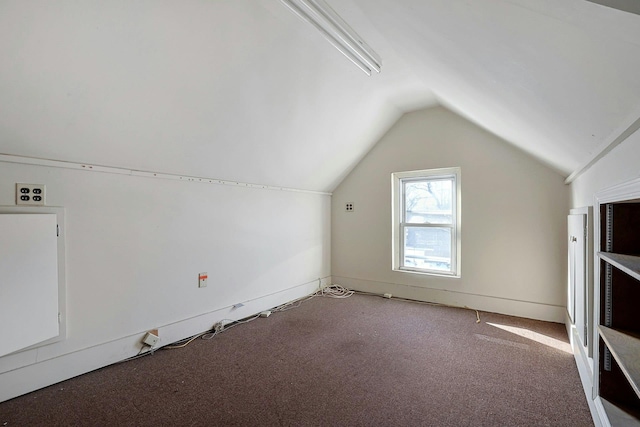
0,278,327,403
593,397,612,427
333,276,565,322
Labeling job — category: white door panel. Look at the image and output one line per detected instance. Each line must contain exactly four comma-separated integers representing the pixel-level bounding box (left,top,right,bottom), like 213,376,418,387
568,213,587,347
0,214,59,357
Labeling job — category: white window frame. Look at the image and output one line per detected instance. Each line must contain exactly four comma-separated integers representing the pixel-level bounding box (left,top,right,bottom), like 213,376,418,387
392,167,461,277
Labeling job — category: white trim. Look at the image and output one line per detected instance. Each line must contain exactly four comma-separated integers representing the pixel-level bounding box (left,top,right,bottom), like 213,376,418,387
569,322,604,426
565,114,640,185
0,153,332,196
0,276,329,402
595,175,640,204
594,397,612,427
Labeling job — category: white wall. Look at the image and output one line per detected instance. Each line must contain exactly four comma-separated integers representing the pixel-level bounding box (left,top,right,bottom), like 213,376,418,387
332,107,570,322
0,161,331,402
570,127,640,208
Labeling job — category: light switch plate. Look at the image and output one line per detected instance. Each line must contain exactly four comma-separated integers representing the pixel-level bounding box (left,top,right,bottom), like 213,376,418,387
198,272,208,288
16,183,46,206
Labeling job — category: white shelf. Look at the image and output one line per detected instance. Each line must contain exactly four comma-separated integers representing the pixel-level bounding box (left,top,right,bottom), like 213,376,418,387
599,252,640,282
599,325,640,400
601,398,640,427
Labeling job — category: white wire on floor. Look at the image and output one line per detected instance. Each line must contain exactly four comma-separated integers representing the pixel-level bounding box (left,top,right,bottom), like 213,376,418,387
158,284,478,353
163,285,353,350
351,289,481,323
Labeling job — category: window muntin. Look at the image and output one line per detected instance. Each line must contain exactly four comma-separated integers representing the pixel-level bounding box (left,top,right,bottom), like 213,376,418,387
392,168,461,277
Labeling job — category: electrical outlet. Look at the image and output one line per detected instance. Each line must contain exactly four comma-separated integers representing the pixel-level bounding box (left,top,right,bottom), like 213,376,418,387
142,331,159,347
16,183,46,206
345,202,354,212
198,272,208,288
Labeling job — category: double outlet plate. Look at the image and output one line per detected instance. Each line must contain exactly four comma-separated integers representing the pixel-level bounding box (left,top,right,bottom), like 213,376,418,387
16,183,46,206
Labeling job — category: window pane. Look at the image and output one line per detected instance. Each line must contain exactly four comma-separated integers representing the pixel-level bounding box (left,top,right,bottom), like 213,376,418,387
404,179,453,224
403,227,451,272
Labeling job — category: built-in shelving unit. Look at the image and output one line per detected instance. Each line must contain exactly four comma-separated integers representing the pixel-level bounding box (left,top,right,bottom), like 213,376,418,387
601,399,640,427
599,253,640,282
596,199,640,425
598,325,640,398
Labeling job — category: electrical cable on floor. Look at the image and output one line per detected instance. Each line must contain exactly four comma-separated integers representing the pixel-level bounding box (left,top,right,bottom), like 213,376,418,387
163,333,203,349
201,314,261,340
318,284,354,298
351,289,481,323
272,295,314,312
115,344,154,364
163,285,352,350
149,284,478,357
163,314,263,349
271,284,353,313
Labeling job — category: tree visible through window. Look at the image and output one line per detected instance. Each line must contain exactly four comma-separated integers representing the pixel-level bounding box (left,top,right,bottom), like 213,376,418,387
392,168,461,277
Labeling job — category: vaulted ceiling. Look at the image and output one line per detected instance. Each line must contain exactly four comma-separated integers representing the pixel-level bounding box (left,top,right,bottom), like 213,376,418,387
1,0,639,192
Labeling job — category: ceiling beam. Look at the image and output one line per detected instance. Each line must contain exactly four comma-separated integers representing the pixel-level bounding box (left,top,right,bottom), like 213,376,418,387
565,114,640,184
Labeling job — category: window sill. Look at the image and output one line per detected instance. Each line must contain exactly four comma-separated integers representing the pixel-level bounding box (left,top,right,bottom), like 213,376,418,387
394,267,460,279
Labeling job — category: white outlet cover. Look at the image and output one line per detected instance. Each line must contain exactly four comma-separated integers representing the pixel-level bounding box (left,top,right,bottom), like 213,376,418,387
16,183,46,206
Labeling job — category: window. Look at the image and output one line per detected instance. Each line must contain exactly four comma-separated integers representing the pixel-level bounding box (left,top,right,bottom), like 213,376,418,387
392,167,461,277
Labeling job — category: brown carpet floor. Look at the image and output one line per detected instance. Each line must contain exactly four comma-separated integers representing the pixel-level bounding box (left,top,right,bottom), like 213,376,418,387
0,293,593,426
